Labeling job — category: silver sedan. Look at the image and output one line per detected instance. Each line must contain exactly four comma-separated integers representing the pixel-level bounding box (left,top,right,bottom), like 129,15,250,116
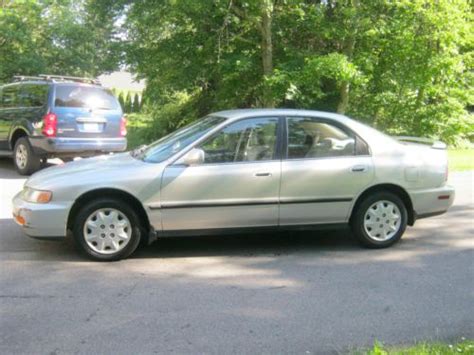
12,109,455,261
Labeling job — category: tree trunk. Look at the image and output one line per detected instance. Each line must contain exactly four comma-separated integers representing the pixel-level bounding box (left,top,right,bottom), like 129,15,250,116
337,81,350,114
337,0,358,114
260,0,274,108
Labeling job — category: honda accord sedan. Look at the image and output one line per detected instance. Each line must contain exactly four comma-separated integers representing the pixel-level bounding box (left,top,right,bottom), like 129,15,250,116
12,109,455,261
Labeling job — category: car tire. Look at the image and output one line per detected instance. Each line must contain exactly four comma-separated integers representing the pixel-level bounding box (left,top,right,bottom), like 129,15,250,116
72,198,142,261
351,191,407,248
13,137,41,175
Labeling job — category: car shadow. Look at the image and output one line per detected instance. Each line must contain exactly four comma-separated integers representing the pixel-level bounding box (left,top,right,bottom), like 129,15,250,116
0,214,360,262
132,228,359,260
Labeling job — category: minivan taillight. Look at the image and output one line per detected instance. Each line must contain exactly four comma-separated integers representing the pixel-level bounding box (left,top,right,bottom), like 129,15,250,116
42,113,57,137
120,116,127,137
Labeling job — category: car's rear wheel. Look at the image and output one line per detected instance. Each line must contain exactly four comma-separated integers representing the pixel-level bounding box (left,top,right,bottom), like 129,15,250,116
351,191,407,248
13,137,41,175
73,198,142,261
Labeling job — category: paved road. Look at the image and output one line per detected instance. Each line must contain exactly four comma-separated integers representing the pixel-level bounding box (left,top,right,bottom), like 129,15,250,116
0,158,473,354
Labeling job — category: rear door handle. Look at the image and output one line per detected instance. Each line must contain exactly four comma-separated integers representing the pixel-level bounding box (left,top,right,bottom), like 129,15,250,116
351,165,367,172
254,172,272,177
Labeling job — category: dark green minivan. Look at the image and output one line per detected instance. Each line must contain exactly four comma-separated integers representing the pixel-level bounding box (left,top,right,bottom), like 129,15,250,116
0,75,127,175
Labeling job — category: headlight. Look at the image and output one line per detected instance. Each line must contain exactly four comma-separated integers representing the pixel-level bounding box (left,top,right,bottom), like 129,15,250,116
22,187,52,203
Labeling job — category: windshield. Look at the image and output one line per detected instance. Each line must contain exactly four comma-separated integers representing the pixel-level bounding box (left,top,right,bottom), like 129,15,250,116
136,115,226,163
54,85,120,110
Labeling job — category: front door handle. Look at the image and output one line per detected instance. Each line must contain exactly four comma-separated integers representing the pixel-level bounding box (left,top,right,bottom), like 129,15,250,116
254,172,272,177
351,165,367,172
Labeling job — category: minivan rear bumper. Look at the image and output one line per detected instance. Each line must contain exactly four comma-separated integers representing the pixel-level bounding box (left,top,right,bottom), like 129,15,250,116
30,137,127,157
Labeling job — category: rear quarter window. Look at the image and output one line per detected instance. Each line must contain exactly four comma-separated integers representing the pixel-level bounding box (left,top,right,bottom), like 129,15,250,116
54,85,119,110
0,85,19,109
19,84,49,107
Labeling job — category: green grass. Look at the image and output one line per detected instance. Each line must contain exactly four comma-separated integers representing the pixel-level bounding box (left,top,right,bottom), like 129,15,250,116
363,340,474,355
448,149,474,172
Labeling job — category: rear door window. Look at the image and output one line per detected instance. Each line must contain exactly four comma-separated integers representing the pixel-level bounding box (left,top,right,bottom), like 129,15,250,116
19,84,49,107
1,85,18,109
54,85,119,110
286,117,356,159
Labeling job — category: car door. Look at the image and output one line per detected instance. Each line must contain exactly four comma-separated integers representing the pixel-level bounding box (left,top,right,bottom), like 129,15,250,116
17,83,49,131
160,116,282,231
0,84,19,150
279,116,374,226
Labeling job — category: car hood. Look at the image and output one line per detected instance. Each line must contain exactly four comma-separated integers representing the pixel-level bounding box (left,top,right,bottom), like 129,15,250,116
26,153,156,191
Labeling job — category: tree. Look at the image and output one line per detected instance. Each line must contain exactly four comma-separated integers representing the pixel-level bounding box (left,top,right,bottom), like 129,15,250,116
117,92,125,111
132,93,141,113
71,0,474,144
0,0,120,83
124,93,132,114
260,0,274,107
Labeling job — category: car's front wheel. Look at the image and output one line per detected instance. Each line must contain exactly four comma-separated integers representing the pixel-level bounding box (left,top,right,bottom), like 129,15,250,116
73,198,142,261
351,191,408,248
13,137,41,175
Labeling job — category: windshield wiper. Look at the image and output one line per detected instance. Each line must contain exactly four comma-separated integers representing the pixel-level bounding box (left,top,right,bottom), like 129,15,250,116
130,144,148,159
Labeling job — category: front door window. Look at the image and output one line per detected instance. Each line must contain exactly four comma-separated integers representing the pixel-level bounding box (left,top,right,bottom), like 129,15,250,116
199,117,279,164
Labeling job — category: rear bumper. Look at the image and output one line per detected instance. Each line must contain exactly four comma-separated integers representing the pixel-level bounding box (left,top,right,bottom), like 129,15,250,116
409,184,455,221
30,137,127,157
12,192,69,238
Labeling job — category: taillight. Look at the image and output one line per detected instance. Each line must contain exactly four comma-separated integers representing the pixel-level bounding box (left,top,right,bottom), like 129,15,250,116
120,116,127,137
42,113,57,137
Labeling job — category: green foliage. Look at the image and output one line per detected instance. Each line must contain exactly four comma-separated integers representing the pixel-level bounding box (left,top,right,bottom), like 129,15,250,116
125,113,153,149
3,0,473,145
112,0,473,145
117,92,125,111
0,0,120,83
132,93,141,113
139,91,200,142
124,93,132,114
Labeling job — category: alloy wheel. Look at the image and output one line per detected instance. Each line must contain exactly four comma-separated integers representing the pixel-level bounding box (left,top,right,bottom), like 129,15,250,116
15,144,28,169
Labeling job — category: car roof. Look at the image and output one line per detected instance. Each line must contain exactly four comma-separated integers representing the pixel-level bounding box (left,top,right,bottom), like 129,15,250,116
212,108,351,123
0,81,103,88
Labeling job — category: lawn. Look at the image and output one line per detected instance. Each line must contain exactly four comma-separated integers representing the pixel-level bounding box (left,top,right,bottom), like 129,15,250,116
363,340,474,355
448,149,474,172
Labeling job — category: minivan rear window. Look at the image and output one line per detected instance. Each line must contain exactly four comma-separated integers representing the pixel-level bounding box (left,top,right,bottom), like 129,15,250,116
54,85,119,110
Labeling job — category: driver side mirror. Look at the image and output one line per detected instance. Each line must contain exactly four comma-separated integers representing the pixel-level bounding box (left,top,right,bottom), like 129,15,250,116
181,148,205,166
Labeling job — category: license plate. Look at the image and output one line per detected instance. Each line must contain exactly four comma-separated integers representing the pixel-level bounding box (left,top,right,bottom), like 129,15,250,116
82,123,101,132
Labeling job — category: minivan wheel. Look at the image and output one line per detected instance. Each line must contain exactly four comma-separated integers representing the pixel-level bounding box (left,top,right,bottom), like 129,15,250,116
13,137,41,175
73,198,142,261
351,191,407,248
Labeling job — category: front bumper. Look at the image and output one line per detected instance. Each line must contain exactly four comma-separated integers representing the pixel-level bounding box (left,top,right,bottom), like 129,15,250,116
30,137,127,156
409,184,455,220
12,192,70,238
